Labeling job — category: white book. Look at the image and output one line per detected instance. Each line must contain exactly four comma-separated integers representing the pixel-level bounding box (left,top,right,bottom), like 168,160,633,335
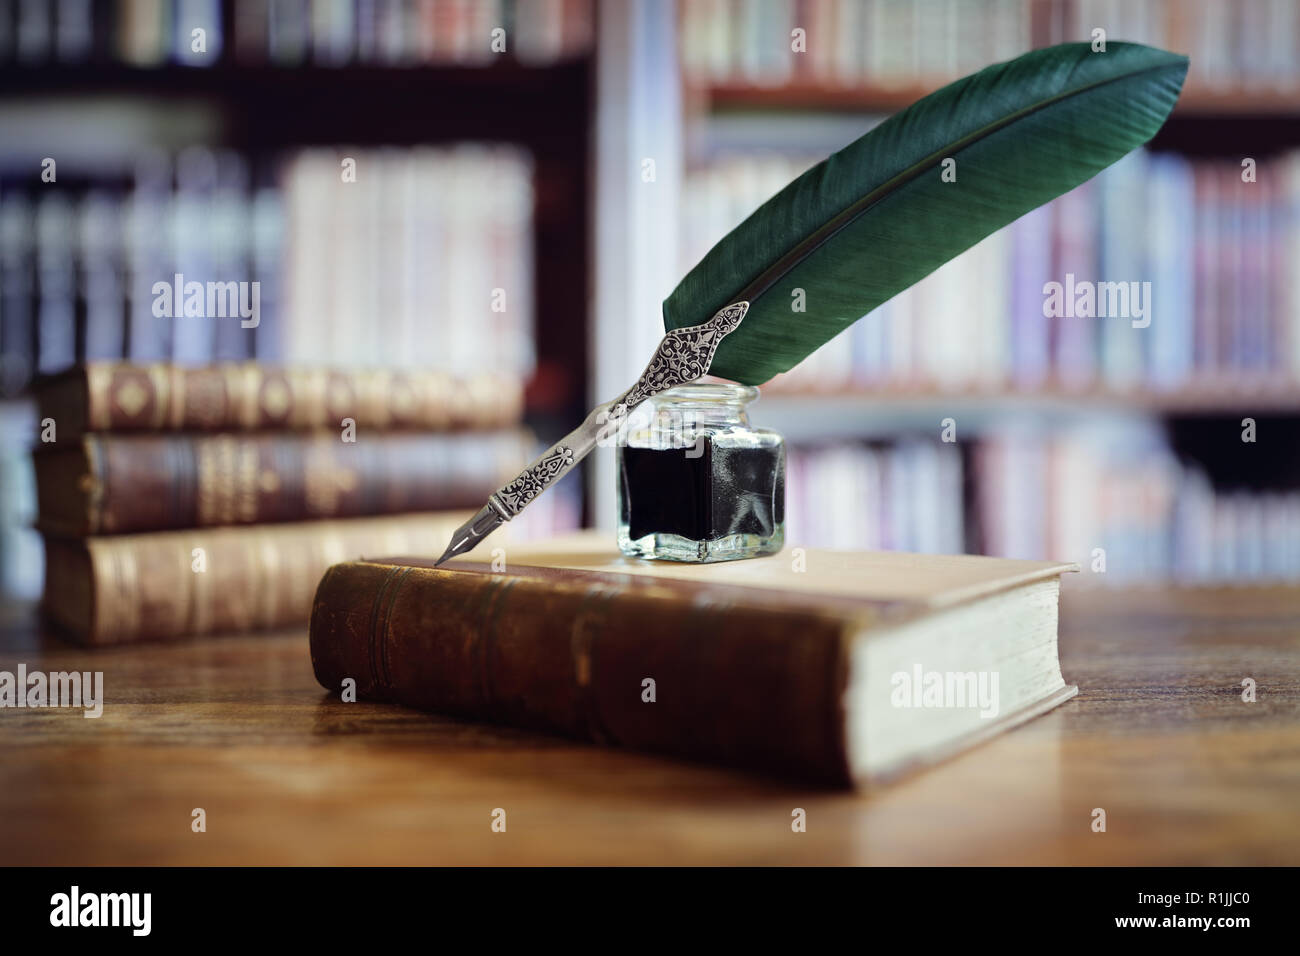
55,0,93,60
396,151,425,369
936,439,964,555
1010,204,1053,389
912,0,948,79
1287,155,1300,380
975,229,1010,388
917,253,964,388
885,441,914,551
1236,493,1265,581
765,0,795,85
991,0,1029,63
1051,432,1098,572
0,194,35,393
171,146,218,364
1148,152,1196,389
871,0,915,85
1211,493,1240,583
77,191,126,361
851,304,888,386
445,147,485,372
1265,0,1298,89
829,0,862,84
735,0,764,84
1260,493,1288,580
706,0,734,83
886,284,915,385
908,439,942,553
859,444,884,550
330,148,365,365
312,0,356,65
34,192,77,375
370,149,406,368
124,179,171,361
212,152,253,361
1285,496,1300,580
283,152,333,366
1173,467,1216,583
1098,150,1148,389
175,0,222,65
249,187,285,362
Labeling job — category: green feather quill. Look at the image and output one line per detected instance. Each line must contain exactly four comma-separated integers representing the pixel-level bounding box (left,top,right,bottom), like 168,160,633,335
435,41,1190,563
663,41,1189,384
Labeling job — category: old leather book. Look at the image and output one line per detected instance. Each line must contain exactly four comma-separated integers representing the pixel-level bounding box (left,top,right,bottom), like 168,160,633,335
34,430,531,534
35,362,523,439
43,512,471,645
310,537,1078,785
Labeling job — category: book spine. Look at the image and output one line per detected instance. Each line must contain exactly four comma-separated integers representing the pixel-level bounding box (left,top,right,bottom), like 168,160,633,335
35,192,78,376
77,191,127,362
125,158,173,361
0,399,41,600
0,192,36,396
309,561,853,783
42,429,529,534
42,512,471,645
53,363,522,435
1051,181,1098,389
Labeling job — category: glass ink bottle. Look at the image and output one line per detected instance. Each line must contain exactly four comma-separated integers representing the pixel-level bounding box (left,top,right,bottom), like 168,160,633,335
617,383,785,562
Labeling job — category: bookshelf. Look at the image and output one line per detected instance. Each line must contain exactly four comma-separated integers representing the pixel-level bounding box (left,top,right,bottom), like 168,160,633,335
695,81,1300,118
0,1,598,601
757,386,1300,437
0,57,593,421
664,0,1300,584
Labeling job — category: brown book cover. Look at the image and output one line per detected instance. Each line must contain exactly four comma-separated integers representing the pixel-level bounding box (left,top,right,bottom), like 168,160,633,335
34,429,531,534
42,512,472,645
35,362,523,439
310,538,1077,785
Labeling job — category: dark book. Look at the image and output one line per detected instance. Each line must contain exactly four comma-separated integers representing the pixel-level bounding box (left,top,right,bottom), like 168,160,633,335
35,362,524,440
35,429,530,535
42,512,471,645
309,541,1078,785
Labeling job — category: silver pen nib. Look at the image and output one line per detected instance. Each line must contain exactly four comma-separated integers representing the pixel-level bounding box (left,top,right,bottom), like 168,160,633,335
434,504,505,567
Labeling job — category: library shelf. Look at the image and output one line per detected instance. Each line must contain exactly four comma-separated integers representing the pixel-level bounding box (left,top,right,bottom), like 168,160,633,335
0,61,592,147
693,80,1300,118
0,58,595,433
756,386,1300,439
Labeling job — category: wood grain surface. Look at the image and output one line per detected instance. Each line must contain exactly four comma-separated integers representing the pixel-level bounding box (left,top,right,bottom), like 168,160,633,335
1,581,1297,865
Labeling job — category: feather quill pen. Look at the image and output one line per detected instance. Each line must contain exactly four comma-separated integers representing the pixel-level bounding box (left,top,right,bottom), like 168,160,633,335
436,41,1189,564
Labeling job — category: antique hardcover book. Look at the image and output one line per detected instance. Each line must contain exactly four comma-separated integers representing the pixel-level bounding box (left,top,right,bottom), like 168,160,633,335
43,512,471,645
35,362,523,439
34,429,530,534
310,537,1077,785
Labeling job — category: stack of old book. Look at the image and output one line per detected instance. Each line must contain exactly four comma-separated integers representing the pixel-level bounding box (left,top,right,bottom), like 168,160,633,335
32,362,531,645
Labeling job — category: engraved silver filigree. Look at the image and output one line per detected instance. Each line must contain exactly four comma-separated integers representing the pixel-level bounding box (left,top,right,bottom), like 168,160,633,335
483,302,749,522
491,444,576,517
606,301,749,418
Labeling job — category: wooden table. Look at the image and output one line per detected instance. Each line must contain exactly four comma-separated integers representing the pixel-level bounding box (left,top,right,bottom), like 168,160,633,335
1,583,1297,865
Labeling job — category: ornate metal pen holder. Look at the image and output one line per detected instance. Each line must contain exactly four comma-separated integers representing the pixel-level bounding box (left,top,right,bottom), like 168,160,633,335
437,303,764,565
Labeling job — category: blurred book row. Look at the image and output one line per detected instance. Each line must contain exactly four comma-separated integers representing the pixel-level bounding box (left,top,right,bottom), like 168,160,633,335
0,361,579,633
787,423,1300,584
0,0,592,67
681,0,1300,91
0,151,281,394
0,137,564,615
682,0,1028,86
786,438,965,556
0,143,534,397
281,145,535,375
682,149,1300,395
